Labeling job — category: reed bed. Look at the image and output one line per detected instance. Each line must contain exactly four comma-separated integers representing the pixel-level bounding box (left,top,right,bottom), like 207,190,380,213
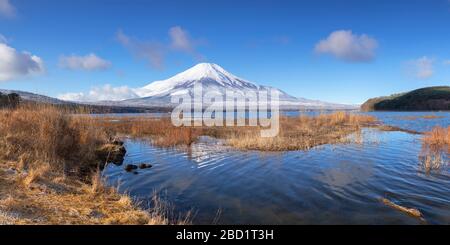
422,126,450,148
0,104,110,177
420,126,450,172
95,116,202,147
97,111,378,151
221,112,377,151
0,104,187,224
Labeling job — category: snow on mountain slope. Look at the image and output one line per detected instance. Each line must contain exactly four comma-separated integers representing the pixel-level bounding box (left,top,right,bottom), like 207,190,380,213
0,63,353,109
135,63,259,97
121,63,351,109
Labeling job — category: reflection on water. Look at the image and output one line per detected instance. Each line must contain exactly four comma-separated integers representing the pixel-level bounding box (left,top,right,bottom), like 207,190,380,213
103,112,450,224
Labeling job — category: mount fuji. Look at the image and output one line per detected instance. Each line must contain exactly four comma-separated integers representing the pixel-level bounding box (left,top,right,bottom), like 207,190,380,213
107,63,353,109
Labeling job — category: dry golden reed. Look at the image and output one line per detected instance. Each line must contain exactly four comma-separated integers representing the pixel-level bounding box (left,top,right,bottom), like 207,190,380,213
0,104,110,176
422,126,450,148
420,126,449,172
96,111,377,151
0,104,190,225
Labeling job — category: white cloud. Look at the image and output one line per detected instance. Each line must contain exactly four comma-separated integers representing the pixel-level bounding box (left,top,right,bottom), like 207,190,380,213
0,42,45,82
315,30,378,62
407,56,434,79
169,26,205,61
116,29,165,69
59,53,111,71
58,84,139,102
117,26,205,69
443,60,450,66
169,26,195,53
0,0,15,18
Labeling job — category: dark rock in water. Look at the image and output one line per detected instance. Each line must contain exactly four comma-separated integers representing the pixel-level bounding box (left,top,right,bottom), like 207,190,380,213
124,164,138,172
88,210,106,219
5,167,17,176
112,139,124,146
96,140,127,167
139,163,153,169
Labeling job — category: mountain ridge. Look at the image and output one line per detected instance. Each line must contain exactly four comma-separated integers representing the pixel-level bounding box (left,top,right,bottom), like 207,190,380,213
1,63,357,110
120,63,355,109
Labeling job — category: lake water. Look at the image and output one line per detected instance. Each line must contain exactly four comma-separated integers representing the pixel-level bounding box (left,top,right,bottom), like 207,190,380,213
102,111,450,224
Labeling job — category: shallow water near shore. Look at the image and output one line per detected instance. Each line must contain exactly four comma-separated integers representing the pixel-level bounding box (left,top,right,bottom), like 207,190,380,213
102,112,450,224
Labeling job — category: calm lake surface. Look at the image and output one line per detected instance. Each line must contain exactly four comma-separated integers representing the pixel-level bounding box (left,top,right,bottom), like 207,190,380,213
103,111,450,224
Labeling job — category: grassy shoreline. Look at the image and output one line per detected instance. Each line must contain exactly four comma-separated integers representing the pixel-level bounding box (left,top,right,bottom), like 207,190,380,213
95,111,378,151
0,105,188,224
2,104,445,224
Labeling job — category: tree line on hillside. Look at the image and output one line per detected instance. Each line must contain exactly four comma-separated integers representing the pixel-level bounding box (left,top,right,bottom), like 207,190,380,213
0,92,20,109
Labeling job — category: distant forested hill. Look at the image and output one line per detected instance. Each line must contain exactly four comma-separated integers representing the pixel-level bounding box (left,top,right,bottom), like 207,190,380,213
361,86,450,111
0,92,20,108
0,90,170,113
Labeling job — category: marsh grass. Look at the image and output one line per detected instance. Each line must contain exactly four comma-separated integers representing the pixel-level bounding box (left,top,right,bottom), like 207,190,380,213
419,126,450,172
0,105,189,225
422,126,450,148
96,117,201,147
97,111,377,151
0,104,110,177
222,112,377,151
395,115,445,120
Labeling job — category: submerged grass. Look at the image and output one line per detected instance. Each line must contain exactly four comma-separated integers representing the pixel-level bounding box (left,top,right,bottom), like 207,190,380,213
0,104,189,224
420,126,450,172
422,126,450,148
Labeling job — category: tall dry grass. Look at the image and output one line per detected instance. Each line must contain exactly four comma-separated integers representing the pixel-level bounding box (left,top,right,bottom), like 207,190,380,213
420,126,450,172
422,126,450,148
95,117,202,147
97,111,377,151
0,104,110,176
0,104,188,224
223,112,377,151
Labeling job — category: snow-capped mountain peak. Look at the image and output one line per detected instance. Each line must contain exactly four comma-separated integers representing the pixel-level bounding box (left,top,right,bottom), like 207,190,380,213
115,62,354,109
135,63,258,97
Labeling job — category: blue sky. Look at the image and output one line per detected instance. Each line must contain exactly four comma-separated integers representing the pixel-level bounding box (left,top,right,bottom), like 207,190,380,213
0,0,449,104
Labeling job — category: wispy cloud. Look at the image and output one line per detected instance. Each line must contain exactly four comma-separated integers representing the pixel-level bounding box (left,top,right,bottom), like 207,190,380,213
0,41,45,82
0,34,8,43
0,0,15,18
274,36,291,45
315,30,378,62
407,56,434,79
58,84,138,102
59,53,112,71
443,59,450,66
169,26,195,53
116,26,205,69
116,29,166,69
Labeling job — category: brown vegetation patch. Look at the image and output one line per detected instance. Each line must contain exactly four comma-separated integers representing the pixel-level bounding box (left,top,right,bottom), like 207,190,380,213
376,125,422,135
419,126,450,172
0,105,189,224
96,112,378,151
422,126,450,148
395,115,445,120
